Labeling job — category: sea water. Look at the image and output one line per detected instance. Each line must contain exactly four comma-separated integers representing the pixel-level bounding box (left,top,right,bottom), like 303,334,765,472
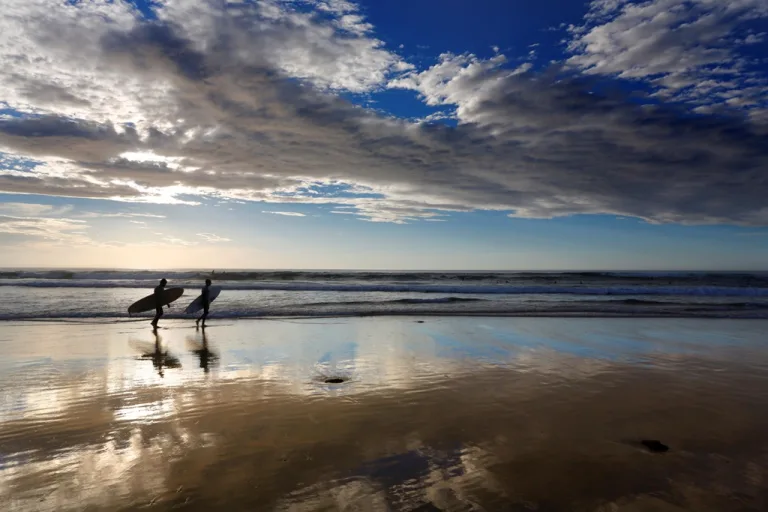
1,269,767,320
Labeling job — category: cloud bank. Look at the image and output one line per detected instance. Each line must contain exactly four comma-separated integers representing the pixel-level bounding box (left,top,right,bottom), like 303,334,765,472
0,0,766,225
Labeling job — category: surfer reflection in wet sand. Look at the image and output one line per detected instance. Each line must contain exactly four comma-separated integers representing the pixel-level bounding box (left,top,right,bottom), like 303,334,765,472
151,278,168,330
144,331,181,378
190,328,218,373
196,278,212,329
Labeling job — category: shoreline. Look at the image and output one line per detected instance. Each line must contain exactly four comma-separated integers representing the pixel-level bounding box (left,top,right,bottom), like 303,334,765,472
2,310,768,323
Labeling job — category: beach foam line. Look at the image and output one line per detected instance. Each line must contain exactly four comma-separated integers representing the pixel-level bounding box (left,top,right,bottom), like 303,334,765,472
2,281,768,297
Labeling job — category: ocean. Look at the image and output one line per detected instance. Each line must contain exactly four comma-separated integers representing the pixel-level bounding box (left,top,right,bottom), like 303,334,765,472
2,269,768,320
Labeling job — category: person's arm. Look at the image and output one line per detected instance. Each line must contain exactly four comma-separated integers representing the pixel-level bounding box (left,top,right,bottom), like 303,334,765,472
156,287,171,309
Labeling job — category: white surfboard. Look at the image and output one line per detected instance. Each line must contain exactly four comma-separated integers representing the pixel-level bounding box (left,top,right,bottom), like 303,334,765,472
185,286,222,314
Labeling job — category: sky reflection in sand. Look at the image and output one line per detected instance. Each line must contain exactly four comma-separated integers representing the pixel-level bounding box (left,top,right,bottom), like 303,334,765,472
2,318,768,511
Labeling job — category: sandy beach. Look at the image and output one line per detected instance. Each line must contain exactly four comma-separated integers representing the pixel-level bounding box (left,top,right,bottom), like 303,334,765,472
2,317,768,511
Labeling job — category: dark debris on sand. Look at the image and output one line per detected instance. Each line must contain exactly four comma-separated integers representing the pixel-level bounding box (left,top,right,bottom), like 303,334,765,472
641,440,670,453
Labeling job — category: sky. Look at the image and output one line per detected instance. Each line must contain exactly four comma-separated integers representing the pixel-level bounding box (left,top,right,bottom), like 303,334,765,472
0,0,767,270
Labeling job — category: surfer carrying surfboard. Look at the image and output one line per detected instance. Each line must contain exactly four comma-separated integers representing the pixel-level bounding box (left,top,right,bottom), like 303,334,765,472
128,282,184,325
151,278,168,329
196,279,212,328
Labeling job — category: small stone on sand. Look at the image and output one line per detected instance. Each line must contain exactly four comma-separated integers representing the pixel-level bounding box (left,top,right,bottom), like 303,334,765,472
641,440,669,453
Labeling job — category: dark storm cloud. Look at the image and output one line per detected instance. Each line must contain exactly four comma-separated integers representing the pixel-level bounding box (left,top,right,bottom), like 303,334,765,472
0,173,142,199
101,22,211,82
0,116,139,161
17,80,91,108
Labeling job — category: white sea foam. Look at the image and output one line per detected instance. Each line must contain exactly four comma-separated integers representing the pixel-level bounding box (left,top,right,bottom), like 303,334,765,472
1,280,768,297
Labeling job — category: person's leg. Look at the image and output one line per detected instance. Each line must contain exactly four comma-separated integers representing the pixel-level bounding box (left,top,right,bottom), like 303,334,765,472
201,305,209,328
152,306,163,328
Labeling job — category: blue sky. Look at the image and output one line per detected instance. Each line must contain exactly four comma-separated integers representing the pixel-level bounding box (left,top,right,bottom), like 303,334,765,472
0,0,767,269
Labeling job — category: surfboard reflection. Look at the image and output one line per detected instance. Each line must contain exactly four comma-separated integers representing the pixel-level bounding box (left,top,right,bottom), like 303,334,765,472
130,332,182,378
187,329,219,374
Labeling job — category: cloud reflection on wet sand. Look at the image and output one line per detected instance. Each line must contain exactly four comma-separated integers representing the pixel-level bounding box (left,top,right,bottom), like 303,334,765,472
1,318,768,511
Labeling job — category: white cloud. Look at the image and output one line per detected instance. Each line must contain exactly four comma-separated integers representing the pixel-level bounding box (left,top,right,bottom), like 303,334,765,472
567,0,768,109
389,53,530,122
0,215,90,244
0,0,766,229
119,212,164,219
79,212,166,219
197,233,231,243
0,202,72,217
262,211,306,217
419,111,457,123
162,236,196,246
155,0,409,93
0,0,154,128
0,0,409,141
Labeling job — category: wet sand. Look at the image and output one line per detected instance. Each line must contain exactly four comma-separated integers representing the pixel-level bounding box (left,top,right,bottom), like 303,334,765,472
2,317,768,511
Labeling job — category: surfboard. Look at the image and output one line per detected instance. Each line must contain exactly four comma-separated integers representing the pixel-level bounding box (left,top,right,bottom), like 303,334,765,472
128,287,185,314
185,286,222,314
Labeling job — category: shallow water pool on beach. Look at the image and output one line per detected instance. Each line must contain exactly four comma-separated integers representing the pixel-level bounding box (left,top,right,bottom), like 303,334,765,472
1,317,768,511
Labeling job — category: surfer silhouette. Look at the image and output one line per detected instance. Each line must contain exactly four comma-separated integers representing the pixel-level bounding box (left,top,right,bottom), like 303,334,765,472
196,278,212,328
151,278,168,330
